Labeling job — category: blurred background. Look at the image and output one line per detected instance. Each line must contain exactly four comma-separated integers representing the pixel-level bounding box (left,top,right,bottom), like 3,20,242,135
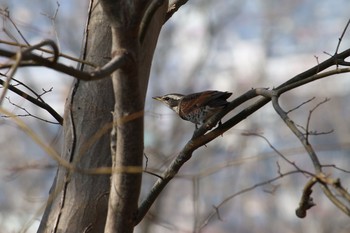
0,0,350,232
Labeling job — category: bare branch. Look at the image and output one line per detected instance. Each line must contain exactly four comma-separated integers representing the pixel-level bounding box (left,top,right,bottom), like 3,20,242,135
271,95,322,173
277,68,350,95
0,40,59,106
305,98,330,143
136,142,195,224
279,48,350,88
286,97,316,114
3,97,60,124
0,77,63,124
335,18,350,56
271,95,350,217
41,1,61,49
138,44,350,222
0,39,97,68
0,8,30,45
200,170,302,230
192,56,350,146
295,178,317,218
137,46,350,219
0,42,130,81
242,132,308,174
319,182,350,216
321,164,350,173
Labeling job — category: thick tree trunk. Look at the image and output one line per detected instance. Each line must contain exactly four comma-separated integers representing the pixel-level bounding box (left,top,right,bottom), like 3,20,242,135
38,1,167,232
38,2,114,232
101,1,167,232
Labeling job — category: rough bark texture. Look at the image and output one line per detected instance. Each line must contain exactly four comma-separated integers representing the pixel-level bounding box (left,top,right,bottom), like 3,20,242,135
38,0,168,232
101,1,168,232
38,2,114,232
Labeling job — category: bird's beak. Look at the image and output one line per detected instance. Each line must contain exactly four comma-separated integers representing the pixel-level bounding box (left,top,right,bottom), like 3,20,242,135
152,96,162,101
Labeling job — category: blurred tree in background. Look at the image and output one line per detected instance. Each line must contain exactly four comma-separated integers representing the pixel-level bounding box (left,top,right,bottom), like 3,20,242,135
0,0,350,232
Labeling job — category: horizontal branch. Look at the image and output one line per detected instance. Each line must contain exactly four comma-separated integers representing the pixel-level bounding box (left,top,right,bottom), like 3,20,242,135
0,40,130,81
0,39,97,68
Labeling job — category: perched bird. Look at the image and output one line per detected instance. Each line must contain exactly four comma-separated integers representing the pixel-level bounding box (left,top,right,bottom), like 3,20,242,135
153,90,232,128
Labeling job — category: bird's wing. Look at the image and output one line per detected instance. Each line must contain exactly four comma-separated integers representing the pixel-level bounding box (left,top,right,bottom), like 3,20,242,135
179,91,231,115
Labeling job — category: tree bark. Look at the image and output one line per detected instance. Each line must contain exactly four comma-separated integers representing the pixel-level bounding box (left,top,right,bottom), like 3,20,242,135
38,1,167,232
100,1,168,232
38,2,114,232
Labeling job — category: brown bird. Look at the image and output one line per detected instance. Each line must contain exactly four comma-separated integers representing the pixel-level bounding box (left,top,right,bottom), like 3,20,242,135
153,90,232,128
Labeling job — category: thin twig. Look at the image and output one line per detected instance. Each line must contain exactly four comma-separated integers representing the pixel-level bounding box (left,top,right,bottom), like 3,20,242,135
305,98,330,143
243,132,307,174
200,170,302,230
321,164,350,173
335,18,350,55
286,97,316,114
41,1,61,50
0,8,30,45
0,77,63,124
271,95,322,173
3,97,60,124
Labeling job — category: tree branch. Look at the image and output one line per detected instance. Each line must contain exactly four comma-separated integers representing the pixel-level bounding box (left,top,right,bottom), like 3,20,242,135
0,39,97,68
0,78,63,124
200,170,302,229
137,46,350,223
0,40,130,81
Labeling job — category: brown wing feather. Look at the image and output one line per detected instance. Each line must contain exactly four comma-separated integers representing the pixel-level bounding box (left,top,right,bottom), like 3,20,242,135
179,91,232,117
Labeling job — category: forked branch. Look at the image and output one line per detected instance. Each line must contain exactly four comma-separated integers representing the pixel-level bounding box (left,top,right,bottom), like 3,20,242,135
137,34,350,222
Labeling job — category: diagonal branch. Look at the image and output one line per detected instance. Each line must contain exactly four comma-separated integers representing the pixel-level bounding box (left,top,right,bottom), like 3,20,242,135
200,170,303,229
271,94,322,173
137,46,350,223
0,78,63,124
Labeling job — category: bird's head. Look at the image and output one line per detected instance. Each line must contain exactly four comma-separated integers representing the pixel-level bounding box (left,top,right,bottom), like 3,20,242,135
152,93,184,113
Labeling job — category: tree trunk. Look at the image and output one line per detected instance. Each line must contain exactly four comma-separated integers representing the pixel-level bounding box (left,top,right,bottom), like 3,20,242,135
100,1,167,232
38,1,167,232
38,2,113,232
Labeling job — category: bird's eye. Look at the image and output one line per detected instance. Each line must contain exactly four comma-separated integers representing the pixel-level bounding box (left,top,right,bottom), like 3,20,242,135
163,97,170,101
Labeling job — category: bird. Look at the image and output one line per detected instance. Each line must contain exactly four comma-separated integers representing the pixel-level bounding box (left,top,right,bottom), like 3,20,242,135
153,90,232,128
